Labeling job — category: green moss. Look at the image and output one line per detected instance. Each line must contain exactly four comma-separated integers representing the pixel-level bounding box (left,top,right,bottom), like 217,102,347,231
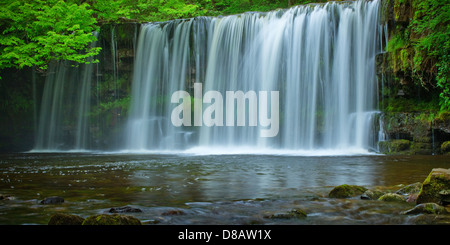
382,97,440,113
435,111,450,123
441,141,450,154
396,182,422,195
391,139,411,151
48,213,85,225
417,168,450,204
410,142,433,155
401,202,448,215
82,214,142,225
328,184,367,198
386,0,450,111
379,139,411,154
378,193,406,202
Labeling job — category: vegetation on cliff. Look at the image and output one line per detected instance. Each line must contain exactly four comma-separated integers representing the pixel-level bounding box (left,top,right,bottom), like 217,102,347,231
386,0,449,111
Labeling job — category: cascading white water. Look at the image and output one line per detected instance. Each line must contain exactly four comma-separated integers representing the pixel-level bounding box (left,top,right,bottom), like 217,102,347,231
125,0,385,153
33,60,94,151
33,35,98,151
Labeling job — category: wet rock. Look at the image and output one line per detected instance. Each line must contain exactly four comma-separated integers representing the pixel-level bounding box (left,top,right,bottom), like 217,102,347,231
377,112,446,155
41,196,64,204
439,190,450,206
410,214,450,225
109,206,142,213
378,193,406,202
82,214,142,225
0,195,14,200
406,193,418,203
264,209,307,219
329,184,367,198
395,182,422,195
48,213,85,225
401,203,448,215
416,168,450,205
162,210,185,216
361,189,384,200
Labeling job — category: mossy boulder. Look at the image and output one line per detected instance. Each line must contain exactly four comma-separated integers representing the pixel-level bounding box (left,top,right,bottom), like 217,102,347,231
82,214,142,225
48,213,85,225
329,185,367,198
416,168,450,205
388,139,411,152
441,141,450,154
378,193,406,202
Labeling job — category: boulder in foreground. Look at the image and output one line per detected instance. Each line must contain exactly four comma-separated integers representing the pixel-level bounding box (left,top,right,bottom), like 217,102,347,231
416,168,450,205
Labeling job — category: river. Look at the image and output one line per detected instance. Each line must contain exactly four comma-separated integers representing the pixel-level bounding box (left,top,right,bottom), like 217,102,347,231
1,152,448,225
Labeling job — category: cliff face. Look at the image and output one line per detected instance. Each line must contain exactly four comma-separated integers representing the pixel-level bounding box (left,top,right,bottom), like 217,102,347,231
376,0,450,155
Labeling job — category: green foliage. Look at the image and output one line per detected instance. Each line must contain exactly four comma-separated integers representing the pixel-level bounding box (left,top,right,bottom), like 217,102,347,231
409,0,450,110
387,0,449,112
382,97,440,113
0,0,101,72
436,54,450,111
386,33,407,53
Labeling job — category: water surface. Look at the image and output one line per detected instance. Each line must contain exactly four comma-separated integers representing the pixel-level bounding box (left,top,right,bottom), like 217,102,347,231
0,153,449,225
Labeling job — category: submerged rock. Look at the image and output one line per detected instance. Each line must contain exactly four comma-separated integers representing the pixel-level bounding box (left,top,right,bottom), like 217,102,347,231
109,206,142,213
378,193,406,202
264,209,307,219
82,214,142,225
0,195,14,200
48,213,84,225
41,196,64,204
401,203,448,215
161,210,185,216
416,168,450,205
329,185,367,198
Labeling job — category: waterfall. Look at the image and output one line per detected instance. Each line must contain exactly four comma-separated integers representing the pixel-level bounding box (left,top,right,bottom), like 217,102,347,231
33,59,94,151
33,34,98,151
125,0,385,153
